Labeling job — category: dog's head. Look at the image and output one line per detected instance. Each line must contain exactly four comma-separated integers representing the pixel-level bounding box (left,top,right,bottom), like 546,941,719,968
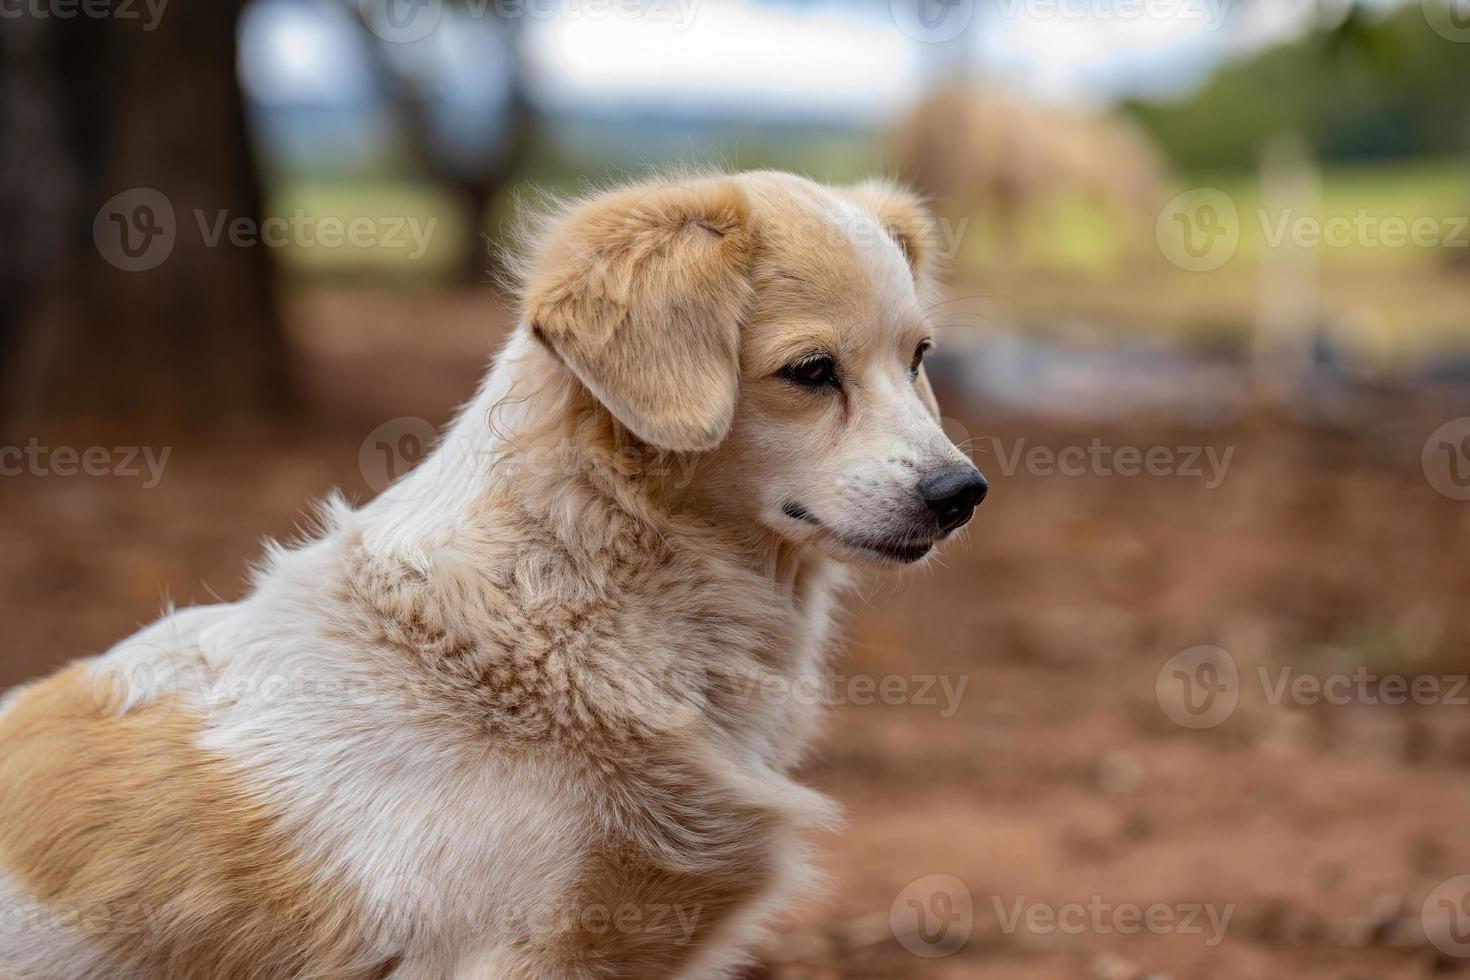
519,171,985,567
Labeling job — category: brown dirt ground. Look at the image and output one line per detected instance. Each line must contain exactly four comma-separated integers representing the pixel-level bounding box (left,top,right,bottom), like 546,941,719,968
2,286,1468,979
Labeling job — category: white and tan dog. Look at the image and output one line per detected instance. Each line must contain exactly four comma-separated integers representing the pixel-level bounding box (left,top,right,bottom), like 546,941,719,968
0,171,985,979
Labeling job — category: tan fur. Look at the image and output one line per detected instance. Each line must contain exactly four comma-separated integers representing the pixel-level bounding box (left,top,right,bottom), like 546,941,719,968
522,177,756,453
0,668,393,980
835,179,938,286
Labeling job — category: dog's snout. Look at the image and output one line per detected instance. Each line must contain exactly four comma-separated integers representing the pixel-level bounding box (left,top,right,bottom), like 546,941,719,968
918,464,987,533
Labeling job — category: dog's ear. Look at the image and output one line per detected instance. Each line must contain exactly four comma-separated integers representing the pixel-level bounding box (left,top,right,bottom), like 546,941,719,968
521,177,755,453
836,180,936,291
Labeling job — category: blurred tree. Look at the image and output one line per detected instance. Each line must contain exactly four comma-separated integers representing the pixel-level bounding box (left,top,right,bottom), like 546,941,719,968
1124,2,1470,173
351,6,535,284
0,1,295,429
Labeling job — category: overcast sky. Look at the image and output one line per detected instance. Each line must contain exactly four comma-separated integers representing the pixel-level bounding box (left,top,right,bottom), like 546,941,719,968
241,0,1416,122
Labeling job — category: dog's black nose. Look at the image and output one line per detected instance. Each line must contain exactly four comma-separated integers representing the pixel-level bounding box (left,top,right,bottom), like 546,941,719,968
919,464,987,533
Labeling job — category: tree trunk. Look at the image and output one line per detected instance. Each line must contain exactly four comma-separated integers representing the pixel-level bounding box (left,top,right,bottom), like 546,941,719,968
352,16,535,287
453,90,535,286
0,0,294,430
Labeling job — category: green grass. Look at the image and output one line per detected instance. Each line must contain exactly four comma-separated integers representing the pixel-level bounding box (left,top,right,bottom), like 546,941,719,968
948,159,1470,360
267,180,464,281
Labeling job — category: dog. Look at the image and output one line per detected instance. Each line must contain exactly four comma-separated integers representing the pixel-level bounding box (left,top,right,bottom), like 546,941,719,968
0,171,985,979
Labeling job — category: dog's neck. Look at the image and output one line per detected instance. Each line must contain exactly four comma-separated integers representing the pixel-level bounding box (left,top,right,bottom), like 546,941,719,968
357,328,832,599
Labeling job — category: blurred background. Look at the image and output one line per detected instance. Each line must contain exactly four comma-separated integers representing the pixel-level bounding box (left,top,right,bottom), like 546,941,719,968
3,0,1470,975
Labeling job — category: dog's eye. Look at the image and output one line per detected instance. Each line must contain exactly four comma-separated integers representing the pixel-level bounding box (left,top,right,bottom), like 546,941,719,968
783,355,839,389
910,340,933,379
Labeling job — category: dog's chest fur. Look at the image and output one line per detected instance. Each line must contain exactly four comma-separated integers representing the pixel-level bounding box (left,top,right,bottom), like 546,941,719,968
341,492,837,765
